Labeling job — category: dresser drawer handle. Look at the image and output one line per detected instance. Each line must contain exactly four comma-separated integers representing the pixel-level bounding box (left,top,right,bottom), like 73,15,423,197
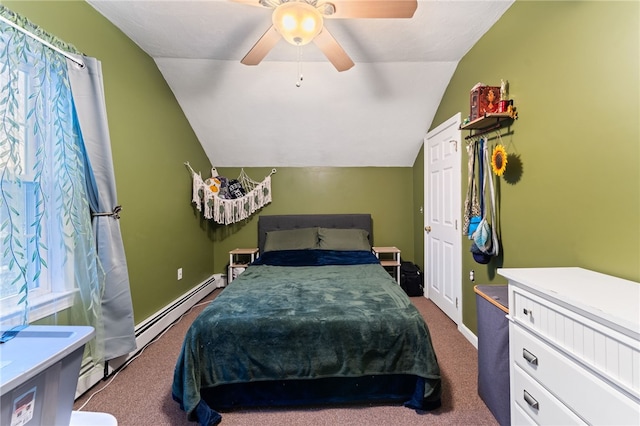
522,348,538,365
523,390,539,410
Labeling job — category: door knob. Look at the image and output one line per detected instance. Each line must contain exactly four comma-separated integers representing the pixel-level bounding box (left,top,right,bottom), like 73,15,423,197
425,226,431,232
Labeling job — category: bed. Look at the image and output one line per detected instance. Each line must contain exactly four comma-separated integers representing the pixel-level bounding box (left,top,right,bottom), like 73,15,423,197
172,214,441,426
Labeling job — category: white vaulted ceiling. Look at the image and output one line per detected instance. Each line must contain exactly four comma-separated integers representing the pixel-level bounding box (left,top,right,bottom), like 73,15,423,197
87,0,513,167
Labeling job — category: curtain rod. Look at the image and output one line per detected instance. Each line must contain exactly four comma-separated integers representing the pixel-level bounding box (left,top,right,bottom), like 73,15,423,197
0,14,85,68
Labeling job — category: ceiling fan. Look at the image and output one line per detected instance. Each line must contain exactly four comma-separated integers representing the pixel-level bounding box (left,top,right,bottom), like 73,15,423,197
232,0,418,72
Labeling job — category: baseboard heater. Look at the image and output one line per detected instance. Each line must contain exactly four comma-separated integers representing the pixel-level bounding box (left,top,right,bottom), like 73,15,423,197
76,274,222,398
133,275,220,345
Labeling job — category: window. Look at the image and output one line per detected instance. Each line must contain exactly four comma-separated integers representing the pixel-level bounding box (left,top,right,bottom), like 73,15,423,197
0,46,76,327
1,10,114,375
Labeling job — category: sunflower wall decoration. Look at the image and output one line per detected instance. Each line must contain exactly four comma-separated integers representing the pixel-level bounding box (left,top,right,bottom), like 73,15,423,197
491,145,508,176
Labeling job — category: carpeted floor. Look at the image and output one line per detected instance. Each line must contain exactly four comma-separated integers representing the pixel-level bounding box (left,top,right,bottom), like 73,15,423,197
73,289,498,426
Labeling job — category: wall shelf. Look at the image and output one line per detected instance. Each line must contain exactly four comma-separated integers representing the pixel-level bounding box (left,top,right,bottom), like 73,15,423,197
460,112,515,139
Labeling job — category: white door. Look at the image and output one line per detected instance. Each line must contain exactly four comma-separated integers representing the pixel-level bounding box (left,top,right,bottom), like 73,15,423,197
424,113,462,324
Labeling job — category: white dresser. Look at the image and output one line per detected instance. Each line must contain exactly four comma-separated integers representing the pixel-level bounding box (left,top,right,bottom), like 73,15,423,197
498,267,640,425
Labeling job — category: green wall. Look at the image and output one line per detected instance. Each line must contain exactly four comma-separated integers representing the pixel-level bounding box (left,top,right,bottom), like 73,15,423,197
3,1,216,324
412,146,425,271
209,167,415,273
421,0,640,333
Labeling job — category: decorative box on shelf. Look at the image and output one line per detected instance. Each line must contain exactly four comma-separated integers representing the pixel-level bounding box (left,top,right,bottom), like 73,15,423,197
470,84,501,121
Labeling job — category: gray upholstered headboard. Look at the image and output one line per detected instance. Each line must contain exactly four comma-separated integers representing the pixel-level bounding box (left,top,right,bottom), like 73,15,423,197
257,214,373,254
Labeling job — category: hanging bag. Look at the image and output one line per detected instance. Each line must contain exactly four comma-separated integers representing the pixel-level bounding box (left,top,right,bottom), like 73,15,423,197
484,140,499,256
464,141,482,237
471,138,486,237
471,139,499,263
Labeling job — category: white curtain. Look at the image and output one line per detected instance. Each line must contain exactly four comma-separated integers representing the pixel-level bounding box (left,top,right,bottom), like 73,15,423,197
0,13,104,364
67,56,137,360
0,5,135,365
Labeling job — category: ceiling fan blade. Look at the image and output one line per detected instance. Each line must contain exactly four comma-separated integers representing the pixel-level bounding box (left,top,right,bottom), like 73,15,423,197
229,0,265,7
241,25,281,66
313,28,355,72
328,0,417,19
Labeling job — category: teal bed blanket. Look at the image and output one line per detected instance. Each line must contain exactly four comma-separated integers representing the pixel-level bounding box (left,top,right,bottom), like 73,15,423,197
172,252,441,425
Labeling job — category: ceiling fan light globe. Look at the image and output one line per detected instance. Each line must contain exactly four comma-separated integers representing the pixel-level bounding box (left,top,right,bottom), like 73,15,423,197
301,16,318,32
281,15,297,32
272,2,323,46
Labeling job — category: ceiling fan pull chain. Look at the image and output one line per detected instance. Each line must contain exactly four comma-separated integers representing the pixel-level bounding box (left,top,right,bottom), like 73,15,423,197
296,45,303,87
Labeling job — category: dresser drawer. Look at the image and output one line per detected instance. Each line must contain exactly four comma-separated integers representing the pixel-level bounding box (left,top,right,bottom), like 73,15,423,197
511,323,640,425
512,363,586,425
512,394,540,426
511,286,640,397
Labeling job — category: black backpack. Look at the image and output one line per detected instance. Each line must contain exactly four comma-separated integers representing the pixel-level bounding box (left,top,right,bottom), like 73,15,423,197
400,261,424,297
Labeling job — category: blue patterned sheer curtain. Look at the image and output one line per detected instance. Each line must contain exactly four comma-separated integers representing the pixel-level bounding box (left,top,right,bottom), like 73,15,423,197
0,17,104,362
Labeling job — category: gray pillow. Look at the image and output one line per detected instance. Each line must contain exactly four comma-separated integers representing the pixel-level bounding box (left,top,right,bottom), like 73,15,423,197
263,227,319,252
317,228,371,251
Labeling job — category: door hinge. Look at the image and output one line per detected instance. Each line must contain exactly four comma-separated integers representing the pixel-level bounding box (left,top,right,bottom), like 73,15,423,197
456,297,459,309
455,220,458,230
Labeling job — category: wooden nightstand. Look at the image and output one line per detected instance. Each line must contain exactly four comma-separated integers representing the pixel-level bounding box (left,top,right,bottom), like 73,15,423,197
372,246,401,284
228,248,259,284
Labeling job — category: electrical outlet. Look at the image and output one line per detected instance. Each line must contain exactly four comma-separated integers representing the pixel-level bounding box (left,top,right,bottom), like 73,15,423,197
177,268,183,280
469,270,475,282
